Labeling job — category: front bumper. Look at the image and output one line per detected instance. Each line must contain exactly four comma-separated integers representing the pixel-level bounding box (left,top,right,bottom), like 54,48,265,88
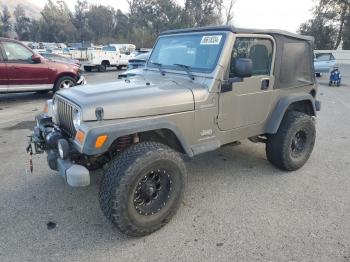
56,157,90,187
28,113,90,187
77,75,86,85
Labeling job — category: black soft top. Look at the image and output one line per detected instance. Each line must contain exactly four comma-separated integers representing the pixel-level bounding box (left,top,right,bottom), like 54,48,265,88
161,26,314,42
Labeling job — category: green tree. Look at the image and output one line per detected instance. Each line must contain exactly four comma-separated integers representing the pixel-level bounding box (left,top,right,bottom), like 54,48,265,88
127,0,185,46
343,14,350,49
300,0,350,49
320,0,350,49
299,7,338,50
1,6,11,37
184,0,223,27
86,5,116,43
39,0,77,42
14,5,31,41
72,0,91,42
115,9,130,42
28,20,41,42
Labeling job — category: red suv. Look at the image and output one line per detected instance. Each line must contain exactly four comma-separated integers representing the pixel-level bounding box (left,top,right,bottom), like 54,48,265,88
0,38,85,94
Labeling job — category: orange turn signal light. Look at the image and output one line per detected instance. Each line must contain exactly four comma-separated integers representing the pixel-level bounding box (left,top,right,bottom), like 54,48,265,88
75,130,85,144
43,103,48,113
95,135,108,149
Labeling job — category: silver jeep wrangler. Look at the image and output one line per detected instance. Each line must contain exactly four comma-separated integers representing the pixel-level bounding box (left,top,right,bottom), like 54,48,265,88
28,26,321,236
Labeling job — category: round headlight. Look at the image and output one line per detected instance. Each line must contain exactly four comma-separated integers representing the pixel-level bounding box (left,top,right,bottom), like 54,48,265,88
58,143,64,159
52,98,58,123
72,108,81,130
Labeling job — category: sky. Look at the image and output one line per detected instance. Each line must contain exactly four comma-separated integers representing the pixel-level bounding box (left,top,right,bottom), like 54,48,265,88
28,0,314,33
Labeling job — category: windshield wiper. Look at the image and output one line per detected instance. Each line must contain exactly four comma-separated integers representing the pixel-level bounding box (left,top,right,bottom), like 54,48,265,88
149,61,165,76
173,64,195,80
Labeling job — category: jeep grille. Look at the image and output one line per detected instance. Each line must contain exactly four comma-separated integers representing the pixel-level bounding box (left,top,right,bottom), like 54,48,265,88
55,97,76,138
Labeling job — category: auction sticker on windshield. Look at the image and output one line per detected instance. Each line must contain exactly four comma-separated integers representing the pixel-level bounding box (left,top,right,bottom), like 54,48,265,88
200,35,222,45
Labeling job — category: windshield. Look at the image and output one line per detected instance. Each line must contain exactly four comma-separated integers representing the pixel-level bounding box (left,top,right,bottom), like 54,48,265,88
148,33,226,73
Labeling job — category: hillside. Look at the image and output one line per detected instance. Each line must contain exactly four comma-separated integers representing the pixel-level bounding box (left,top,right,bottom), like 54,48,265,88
0,0,41,19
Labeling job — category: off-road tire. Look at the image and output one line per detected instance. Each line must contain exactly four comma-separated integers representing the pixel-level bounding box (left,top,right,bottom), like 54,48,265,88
53,76,76,93
266,111,316,171
99,142,187,237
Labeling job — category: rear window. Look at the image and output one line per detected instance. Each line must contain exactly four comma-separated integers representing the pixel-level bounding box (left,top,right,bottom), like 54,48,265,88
315,53,335,61
102,46,117,51
279,42,313,88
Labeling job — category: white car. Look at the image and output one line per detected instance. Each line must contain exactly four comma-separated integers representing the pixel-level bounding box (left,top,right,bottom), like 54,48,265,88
314,53,337,77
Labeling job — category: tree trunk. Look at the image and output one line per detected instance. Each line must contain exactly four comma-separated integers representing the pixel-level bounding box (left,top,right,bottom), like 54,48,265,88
335,2,348,49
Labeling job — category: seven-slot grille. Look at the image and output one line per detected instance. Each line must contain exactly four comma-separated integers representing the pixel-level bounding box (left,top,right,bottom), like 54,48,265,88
55,97,77,137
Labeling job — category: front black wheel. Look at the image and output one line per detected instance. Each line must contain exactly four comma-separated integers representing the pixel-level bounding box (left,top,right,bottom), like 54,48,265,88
266,111,316,171
99,142,186,237
53,76,76,93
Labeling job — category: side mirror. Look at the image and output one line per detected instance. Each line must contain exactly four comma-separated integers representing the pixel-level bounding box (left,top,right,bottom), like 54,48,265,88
31,54,42,63
234,58,252,78
221,58,253,93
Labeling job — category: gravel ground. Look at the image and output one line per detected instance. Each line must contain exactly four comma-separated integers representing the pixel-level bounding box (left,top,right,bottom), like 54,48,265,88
0,68,349,262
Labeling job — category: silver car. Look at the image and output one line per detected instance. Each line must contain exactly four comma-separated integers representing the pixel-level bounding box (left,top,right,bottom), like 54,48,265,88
314,52,337,76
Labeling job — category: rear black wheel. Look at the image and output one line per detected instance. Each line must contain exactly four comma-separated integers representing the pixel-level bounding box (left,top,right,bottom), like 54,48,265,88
84,66,92,72
266,111,316,171
98,64,107,72
99,142,186,237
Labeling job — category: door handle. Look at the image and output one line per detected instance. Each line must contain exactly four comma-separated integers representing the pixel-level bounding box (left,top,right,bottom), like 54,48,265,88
261,79,270,90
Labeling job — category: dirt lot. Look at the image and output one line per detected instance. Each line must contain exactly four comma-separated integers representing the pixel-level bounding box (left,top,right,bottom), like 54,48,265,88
0,68,349,262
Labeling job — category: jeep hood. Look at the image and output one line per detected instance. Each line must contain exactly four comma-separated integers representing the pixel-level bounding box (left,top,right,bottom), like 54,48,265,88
57,78,195,121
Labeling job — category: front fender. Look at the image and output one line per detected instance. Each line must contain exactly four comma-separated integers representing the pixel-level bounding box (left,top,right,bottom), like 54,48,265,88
265,93,317,134
77,117,193,157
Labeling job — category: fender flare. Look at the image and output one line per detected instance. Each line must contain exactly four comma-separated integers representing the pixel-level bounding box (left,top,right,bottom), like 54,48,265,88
80,118,194,157
264,93,316,134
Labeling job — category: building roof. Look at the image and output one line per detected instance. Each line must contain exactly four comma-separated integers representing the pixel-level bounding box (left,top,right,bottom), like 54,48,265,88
161,26,314,42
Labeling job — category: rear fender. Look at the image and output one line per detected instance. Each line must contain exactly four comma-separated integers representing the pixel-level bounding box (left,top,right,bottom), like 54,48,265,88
265,93,317,134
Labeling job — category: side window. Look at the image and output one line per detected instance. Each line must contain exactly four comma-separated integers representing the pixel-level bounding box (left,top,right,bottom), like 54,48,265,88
3,42,33,62
316,53,331,61
230,37,273,77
